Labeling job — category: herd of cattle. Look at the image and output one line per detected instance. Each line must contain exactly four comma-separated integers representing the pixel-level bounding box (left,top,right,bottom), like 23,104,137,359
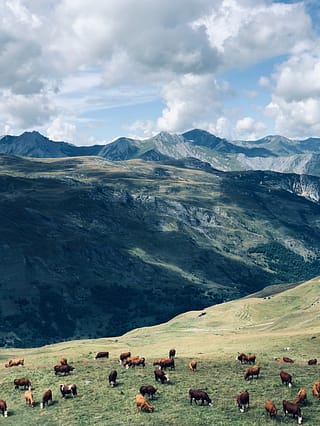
0,349,319,422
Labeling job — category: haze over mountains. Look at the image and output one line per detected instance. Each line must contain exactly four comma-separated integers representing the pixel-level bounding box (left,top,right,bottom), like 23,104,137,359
1,130,320,347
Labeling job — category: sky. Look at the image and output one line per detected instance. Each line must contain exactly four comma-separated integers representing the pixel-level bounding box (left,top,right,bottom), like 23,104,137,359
1,0,320,145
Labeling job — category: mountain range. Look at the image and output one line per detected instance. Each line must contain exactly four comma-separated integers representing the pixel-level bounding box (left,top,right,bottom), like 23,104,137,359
2,129,320,176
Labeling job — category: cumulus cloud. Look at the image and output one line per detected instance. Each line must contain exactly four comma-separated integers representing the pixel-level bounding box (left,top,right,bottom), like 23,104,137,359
236,116,267,140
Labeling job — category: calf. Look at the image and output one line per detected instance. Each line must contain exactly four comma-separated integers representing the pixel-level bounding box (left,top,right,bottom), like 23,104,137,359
189,360,197,372
244,365,260,380
25,390,36,407
283,400,302,424
5,358,24,368
280,371,293,387
40,390,52,409
60,384,77,398
135,393,154,412
169,349,176,358
189,389,212,406
14,378,31,390
154,369,169,384
54,364,75,375
119,352,131,365
0,400,8,417
95,351,109,360
236,390,249,413
108,370,117,387
307,358,317,365
140,385,157,399
265,399,277,418
294,388,307,405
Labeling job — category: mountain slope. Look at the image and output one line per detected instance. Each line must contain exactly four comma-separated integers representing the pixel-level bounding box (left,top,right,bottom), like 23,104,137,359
1,154,320,346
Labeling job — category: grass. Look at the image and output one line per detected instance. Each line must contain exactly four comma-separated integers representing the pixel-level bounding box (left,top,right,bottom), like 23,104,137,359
0,277,320,424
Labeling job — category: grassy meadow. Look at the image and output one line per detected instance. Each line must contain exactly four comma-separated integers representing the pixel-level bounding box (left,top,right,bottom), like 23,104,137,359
0,277,319,425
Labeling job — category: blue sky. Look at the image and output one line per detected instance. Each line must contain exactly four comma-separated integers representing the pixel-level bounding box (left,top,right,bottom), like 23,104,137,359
0,0,320,145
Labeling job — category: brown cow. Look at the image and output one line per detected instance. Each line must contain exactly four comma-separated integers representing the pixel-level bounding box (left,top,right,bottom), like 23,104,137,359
308,358,317,365
277,356,294,363
158,358,175,370
247,354,256,364
14,378,31,390
60,384,77,398
236,390,249,412
60,357,68,365
189,389,212,406
312,381,320,398
244,365,260,380
125,357,145,368
154,369,169,384
294,388,307,405
25,390,36,407
108,370,117,387
40,390,52,408
283,400,302,424
119,352,131,365
236,353,248,364
95,351,109,360
0,400,8,417
140,385,157,399
189,360,197,372
135,394,154,412
169,349,176,358
54,364,75,375
265,399,277,418
5,358,24,368
280,371,293,387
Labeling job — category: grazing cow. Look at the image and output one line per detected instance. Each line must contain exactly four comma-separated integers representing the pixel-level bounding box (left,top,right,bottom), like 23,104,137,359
189,389,212,406
5,358,24,368
280,371,293,387
60,384,77,398
25,390,36,407
159,358,175,370
307,358,317,365
236,390,249,412
0,400,8,417
125,357,145,369
169,349,176,358
237,353,248,364
312,381,320,399
40,390,52,409
135,393,154,412
119,352,131,365
140,385,157,399
294,388,307,405
108,370,117,387
265,399,277,418
54,364,75,375
60,357,68,365
244,365,260,380
283,400,302,424
247,354,256,364
14,378,31,390
189,360,197,372
95,351,109,360
154,369,169,384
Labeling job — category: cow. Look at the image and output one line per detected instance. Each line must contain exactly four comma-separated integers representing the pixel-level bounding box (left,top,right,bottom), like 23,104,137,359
247,354,256,364
108,370,117,387
280,371,293,387
54,364,75,375
265,399,277,418
154,369,169,384
312,381,320,398
294,389,307,405
14,378,31,390
236,353,248,364
140,385,157,399
119,352,131,365
189,360,197,372
60,384,77,398
236,390,249,412
307,358,317,365
5,358,24,368
135,393,154,412
40,390,52,409
60,357,68,365
169,349,176,358
158,358,175,370
283,400,303,424
25,390,36,407
95,351,109,360
125,357,145,369
189,389,212,406
244,365,260,380
277,356,294,363
0,400,8,417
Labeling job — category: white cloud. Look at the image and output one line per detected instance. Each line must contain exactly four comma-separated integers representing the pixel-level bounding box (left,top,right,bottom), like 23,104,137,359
236,116,267,140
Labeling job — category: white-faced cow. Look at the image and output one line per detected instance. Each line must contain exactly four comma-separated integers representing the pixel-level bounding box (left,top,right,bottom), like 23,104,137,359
60,384,77,398
14,378,31,390
0,400,8,417
108,370,117,387
189,389,212,406
283,400,302,424
236,390,249,413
